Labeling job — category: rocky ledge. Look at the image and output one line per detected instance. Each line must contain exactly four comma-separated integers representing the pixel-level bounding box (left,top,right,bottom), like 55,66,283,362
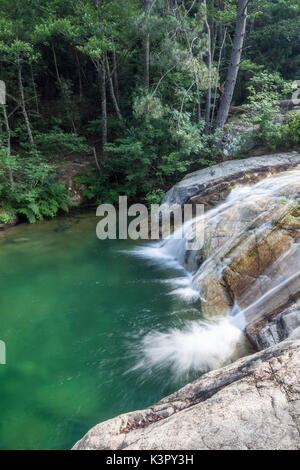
162,152,300,209
246,299,300,351
73,340,300,450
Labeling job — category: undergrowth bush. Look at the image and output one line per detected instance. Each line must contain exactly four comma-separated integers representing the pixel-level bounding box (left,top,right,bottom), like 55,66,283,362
242,72,295,150
0,149,70,223
78,96,221,205
276,112,300,149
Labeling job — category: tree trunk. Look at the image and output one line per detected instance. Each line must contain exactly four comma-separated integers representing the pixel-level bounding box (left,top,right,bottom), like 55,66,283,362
75,50,83,102
2,105,14,188
105,53,123,121
17,61,35,149
100,56,107,155
93,147,102,177
196,82,201,124
211,27,227,123
143,0,151,90
30,64,39,115
52,43,61,85
52,44,77,133
215,0,249,131
112,50,120,106
203,0,212,133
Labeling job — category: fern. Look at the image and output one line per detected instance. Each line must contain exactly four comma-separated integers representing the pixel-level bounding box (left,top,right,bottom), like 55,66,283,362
0,152,70,223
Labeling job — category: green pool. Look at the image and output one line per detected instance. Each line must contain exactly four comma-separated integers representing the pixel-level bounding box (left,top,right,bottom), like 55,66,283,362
0,213,200,450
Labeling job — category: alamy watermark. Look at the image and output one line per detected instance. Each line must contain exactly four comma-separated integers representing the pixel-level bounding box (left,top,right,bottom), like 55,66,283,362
96,197,205,251
0,340,6,365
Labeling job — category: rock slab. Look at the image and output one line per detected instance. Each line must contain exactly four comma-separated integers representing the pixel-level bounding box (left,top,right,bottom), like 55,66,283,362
73,340,300,450
162,152,300,207
246,299,300,350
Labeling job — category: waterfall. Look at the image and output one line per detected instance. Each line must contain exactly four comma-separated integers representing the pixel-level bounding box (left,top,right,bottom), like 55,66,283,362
130,167,300,377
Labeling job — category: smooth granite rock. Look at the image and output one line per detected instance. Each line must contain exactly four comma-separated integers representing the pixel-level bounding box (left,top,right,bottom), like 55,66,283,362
162,152,300,207
73,340,300,450
246,299,300,350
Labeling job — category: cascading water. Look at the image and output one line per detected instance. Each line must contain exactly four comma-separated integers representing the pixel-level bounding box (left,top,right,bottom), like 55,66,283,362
130,166,300,378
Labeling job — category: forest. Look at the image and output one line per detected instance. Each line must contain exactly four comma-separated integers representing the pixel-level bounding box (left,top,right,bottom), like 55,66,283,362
0,0,299,224
1,0,300,453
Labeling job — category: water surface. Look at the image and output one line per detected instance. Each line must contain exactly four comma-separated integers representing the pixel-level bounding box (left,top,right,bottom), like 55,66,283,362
0,213,200,450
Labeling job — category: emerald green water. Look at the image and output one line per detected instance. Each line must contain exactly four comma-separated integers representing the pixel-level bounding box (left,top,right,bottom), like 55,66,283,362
0,213,199,450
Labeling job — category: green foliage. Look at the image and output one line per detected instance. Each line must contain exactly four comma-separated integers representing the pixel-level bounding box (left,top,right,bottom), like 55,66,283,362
13,182,69,223
0,210,11,224
246,72,293,97
102,103,217,203
242,72,294,149
78,92,221,205
32,130,89,156
74,170,102,201
133,94,164,121
0,0,299,225
276,113,300,149
0,150,70,223
145,189,165,206
246,0,300,79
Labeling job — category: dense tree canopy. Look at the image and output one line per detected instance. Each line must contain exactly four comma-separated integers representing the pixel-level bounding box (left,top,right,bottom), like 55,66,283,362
0,0,299,222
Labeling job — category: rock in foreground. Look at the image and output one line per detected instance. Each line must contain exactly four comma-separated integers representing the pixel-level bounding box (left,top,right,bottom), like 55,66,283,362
73,340,300,450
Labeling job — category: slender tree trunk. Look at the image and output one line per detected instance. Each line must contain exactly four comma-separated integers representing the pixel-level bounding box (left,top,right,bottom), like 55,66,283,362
105,53,123,121
112,50,120,106
2,105,14,188
143,0,151,90
75,50,83,102
94,1,107,153
52,44,77,133
202,0,212,133
215,0,249,131
196,83,201,124
100,56,107,155
30,64,39,115
93,147,102,176
211,19,217,63
211,27,227,123
17,61,35,149
52,43,61,85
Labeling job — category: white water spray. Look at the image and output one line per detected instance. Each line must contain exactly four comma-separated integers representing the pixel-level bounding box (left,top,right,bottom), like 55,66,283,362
130,167,300,377
132,318,248,379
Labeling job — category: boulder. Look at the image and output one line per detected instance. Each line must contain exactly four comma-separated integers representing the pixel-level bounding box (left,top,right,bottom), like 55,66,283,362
280,99,300,112
73,340,300,450
246,299,300,350
222,121,256,157
162,152,300,209
56,160,91,208
189,165,300,320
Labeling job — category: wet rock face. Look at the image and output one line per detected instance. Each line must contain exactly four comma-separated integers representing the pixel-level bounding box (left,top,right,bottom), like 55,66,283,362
73,340,300,450
246,300,300,350
56,161,91,208
162,152,300,208
186,166,300,324
222,121,256,158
